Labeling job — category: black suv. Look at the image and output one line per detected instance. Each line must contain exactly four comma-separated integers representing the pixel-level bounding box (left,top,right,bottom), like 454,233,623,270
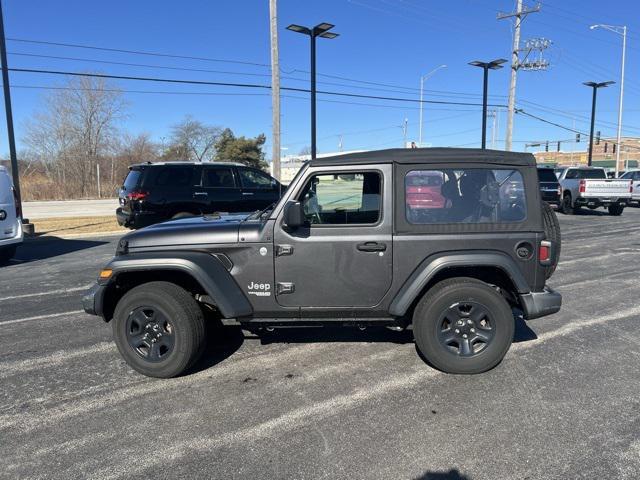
537,167,561,208
86,148,562,378
117,162,284,229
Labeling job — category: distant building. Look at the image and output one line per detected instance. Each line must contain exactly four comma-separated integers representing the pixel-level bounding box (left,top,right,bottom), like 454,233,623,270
532,136,640,170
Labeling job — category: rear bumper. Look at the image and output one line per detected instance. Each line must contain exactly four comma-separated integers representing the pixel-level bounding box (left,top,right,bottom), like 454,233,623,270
519,286,562,320
116,208,160,229
82,283,106,319
575,197,629,207
0,218,23,247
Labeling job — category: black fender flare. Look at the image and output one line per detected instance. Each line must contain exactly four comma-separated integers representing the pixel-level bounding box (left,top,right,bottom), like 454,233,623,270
388,251,530,317
102,251,252,318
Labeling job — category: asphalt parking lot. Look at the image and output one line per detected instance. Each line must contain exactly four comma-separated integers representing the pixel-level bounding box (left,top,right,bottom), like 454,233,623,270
1,208,640,480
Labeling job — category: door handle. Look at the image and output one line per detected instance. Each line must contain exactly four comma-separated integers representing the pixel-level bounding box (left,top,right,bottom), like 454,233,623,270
193,192,208,197
242,192,254,196
357,242,387,252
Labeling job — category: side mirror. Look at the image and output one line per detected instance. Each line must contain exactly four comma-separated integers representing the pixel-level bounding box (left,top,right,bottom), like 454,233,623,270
283,200,305,228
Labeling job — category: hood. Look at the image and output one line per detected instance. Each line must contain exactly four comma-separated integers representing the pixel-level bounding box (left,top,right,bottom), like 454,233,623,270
124,214,250,250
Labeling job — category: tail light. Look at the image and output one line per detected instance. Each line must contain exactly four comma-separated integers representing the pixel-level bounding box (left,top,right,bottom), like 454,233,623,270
630,181,633,193
126,190,148,201
557,185,562,196
12,187,21,218
539,240,552,265
578,180,586,193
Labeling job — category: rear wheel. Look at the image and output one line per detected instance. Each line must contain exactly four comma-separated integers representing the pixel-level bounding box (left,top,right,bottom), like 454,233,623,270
0,245,17,265
561,194,575,215
112,281,206,378
541,201,561,279
608,204,624,216
413,278,514,374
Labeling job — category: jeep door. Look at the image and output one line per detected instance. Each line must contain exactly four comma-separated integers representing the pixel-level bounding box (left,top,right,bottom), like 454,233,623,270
237,167,281,211
196,165,242,214
274,164,393,310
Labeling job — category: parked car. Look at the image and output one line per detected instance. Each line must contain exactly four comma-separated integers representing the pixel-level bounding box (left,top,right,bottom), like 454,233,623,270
556,166,632,215
84,148,562,378
537,167,561,208
116,162,285,229
0,166,23,264
620,170,640,206
405,170,446,222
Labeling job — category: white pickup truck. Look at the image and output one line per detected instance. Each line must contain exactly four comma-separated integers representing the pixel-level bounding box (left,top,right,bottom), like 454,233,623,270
555,166,632,216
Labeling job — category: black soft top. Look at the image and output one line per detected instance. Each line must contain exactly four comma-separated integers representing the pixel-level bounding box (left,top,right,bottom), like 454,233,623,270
310,147,535,167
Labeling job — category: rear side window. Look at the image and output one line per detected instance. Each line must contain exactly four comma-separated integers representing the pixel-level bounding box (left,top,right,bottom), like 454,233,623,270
203,167,235,188
405,169,526,224
238,168,274,189
566,169,606,179
537,169,557,182
123,169,142,190
299,171,381,225
155,167,194,187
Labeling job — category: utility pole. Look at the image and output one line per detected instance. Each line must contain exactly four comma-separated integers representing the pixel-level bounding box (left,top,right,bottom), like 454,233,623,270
418,65,447,147
0,1,22,217
498,1,542,151
590,24,627,176
584,81,615,166
269,0,281,179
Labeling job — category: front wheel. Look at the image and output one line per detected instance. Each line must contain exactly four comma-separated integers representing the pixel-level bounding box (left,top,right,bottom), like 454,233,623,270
112,281,206,378
608,204,624,216
413,278,514,374
561,195,575,215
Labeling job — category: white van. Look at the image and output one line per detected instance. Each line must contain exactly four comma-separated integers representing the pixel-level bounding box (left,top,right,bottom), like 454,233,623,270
0,166,22,263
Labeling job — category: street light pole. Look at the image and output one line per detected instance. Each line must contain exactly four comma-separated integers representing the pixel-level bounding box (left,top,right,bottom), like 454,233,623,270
469,59,507,149
583,81,615,167
590,24,627,176
418,65,446,147
287,22,339,161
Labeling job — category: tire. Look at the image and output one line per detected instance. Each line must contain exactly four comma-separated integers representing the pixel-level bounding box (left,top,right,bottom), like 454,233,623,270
413,278,514,375
171,212,196,220
541,201,561,279
608,204,624,216
0,245,17,265
561,194,575,215
112,281,206,378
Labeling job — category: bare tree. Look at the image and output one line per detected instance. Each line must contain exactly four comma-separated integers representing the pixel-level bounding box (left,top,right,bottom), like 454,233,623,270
22,75,127,197
168,116,222,162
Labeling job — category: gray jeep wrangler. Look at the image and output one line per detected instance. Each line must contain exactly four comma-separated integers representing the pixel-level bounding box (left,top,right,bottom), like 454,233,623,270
84,148,562,378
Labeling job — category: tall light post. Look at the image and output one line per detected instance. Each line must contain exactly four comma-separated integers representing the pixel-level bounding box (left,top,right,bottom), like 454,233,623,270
287,22,339,160
583,81,615,166
469,59,507,149
590,24,627,176
418,64,447,147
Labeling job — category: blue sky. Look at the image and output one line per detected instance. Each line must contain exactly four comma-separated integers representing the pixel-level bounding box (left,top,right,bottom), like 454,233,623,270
1,0,639,158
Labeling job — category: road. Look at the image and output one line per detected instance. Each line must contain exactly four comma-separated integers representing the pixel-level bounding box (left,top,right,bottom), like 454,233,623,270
1,208,639,479
22,199,119,219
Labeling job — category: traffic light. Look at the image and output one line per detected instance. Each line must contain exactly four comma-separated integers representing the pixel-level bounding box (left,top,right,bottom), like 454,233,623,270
613,143,617,154
545,141,549,152
595,131,601,145
557,141,561,152
604,143,608,153
576,133,581,143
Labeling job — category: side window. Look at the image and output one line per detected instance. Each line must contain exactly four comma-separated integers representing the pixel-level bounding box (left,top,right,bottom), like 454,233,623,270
238,168,275,189
155,167,193,187
299,171,381,225
203,167,236,188
405,168,527,224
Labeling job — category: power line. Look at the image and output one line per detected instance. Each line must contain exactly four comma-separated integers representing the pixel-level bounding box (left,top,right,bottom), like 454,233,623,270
7,67,508,107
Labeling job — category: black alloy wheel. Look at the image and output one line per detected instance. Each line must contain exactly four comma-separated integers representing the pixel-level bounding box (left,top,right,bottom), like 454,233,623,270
436,302,495,357
125,307,175,362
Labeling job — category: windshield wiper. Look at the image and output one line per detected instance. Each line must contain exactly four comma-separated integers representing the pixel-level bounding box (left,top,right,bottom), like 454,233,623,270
248,202,276,220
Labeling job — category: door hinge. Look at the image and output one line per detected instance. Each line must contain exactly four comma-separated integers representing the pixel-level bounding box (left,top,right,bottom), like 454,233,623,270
276,282,295,295
276,244,294,256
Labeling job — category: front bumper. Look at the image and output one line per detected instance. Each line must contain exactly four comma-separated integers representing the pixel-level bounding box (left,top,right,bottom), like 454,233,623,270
82,283,106,318
519,286,562,320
